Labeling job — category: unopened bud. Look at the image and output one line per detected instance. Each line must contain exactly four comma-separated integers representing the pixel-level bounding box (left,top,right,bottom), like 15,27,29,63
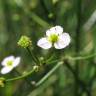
33,65,39,72
17,35,32,48
0,77,5,87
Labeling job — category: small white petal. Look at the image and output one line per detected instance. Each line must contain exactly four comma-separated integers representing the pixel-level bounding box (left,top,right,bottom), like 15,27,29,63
54,33,71,49
1,56,14,66
1,67,13,74
37,38,52,49
13,57,21,67
54,26,63,34
46,26,63,36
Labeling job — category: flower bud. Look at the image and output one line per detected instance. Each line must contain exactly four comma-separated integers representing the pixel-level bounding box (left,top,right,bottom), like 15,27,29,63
33,65,39,72
0,77,5,87
18,36,32,48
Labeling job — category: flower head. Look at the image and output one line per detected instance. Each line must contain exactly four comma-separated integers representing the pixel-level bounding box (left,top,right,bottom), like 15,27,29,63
37,26,71,49
17,35,32,48
1,56,21,74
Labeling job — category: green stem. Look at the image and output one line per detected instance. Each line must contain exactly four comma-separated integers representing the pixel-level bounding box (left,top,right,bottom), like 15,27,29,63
14,69,33,85
75,0,82,95
27,47,39,64
46,60,58,64
46,53,96,65
35,62,63,87
6,69,35,82
5,61,63,83
67,53,96,60
30,13,50,28
64,60,90,96
5,53,96,84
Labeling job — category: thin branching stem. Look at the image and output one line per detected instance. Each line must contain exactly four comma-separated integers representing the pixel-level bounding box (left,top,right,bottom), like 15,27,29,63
66,53,96,60
35,62,63,87
27,47,40,64
6,69,35,82
5,53,96,82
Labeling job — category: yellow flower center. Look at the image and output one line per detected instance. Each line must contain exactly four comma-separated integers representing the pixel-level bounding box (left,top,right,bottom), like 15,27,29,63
7,61,13,66
48,34,58,43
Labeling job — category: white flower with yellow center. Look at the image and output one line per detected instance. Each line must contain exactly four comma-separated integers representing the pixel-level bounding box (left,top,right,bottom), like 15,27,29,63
37,26,71,49
1,56,21,74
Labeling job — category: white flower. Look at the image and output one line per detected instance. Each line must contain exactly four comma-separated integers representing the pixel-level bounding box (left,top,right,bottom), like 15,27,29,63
1,56,21,74
37,26,71,49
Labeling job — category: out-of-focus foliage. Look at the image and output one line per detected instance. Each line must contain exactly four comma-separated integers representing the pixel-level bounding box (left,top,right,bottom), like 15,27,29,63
0,0,96,96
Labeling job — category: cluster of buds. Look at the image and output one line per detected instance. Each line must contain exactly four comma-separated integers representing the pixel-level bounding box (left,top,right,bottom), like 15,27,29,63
17,36,32,48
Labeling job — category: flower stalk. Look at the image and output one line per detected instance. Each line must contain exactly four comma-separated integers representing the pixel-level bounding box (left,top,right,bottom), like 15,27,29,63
3,52,96,89
26,47,40,65
6,68,35,82
35,61,63,87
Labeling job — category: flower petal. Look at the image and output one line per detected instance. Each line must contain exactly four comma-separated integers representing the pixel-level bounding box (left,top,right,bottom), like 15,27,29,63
1,56,14,66
13,57,21,67
54,33,71,49
1,67,13,74
37,38,52,49
46,26,63,36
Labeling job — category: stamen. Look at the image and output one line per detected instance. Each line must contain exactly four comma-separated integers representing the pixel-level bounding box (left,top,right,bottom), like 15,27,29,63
7,61,13,66
48,34,58,43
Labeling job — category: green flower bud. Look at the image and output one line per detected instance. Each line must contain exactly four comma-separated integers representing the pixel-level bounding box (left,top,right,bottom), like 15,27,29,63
0,77,5,87
33,65,39,72
18,36,32,48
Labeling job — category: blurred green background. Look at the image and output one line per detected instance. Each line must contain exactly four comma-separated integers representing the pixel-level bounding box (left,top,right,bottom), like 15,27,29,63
0,0,96,96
